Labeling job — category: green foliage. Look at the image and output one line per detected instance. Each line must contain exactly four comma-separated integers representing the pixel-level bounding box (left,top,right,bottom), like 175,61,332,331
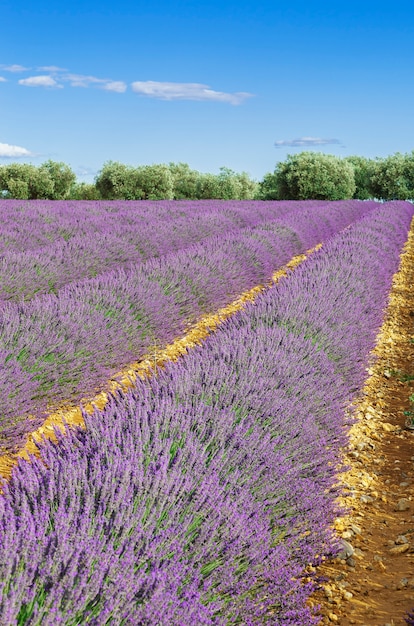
215,167,258,199
256,171,279,200
39,160,76,199
69,182,102,200
273,152,356,200
194,167,257,200
0,160,75,200
369,152,414,200
95,161,257,201
6,178,30,199
235,170,259,199
2,151,412,202
168,162,201,199
195,172,223,199
95,162,174,200
134,164,174,200
95,161,138,199
344,155,376,199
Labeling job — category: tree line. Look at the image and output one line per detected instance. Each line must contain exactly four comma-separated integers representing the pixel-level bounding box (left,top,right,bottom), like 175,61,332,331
0,152,413,201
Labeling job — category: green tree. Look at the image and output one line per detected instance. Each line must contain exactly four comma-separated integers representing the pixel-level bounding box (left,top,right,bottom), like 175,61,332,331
193,168,257,200
69,182,101,200
39,160,76,199
134,164,174,200
256,171,280,199
233,170,258,199
6,178,30,199
369,152,414,200
344,155,375,199
168,162,202,199
273,152,356,200
195,172,222,199
95,161,137,199
0,163,54,199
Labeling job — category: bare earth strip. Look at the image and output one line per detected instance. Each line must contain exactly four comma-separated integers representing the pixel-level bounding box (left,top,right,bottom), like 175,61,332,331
0,245,321,482
312,219,414,625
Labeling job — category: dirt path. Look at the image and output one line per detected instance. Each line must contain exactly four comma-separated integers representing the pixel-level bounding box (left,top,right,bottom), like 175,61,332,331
312,220,414,625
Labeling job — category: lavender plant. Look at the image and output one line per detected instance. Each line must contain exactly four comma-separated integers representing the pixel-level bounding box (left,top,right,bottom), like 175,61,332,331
0,200,296,302
0,200,375,451
0,199,376,302
0,201,411,624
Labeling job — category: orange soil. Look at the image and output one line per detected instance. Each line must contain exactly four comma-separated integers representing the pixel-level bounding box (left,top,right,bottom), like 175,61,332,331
311,219,414,625
0,245,321,482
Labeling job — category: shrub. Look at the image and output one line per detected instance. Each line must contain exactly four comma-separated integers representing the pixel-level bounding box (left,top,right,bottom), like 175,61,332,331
272,152,356,200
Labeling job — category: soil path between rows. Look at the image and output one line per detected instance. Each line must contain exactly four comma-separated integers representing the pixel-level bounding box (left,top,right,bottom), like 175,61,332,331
313,219,414,625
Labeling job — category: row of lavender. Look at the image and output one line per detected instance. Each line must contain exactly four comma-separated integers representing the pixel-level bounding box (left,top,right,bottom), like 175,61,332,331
0,201,373,451
0,202,412,624
0,199,336,302
1,199,293,255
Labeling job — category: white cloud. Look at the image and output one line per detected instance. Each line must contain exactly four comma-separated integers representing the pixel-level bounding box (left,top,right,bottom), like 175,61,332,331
18,75,62,88
63,73,126,92
102,81,127,93
4,65,251,103
0,77,6,82
1,64,30,72
131,81,253,105
63,73,107,87
37,65,67,72
274,137,343,148
0,142,33,158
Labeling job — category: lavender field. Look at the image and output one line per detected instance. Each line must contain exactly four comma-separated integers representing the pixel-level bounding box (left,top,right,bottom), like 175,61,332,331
0,199,413,624
0,199,375,452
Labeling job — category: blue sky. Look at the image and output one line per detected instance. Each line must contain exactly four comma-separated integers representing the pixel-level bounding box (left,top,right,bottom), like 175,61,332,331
1,0,413,182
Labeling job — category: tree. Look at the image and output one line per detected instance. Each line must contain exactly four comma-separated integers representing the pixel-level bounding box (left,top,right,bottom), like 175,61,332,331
95,161,137,199
273,152,356,200
195,173,222,199
6,178,30,199
256,171,279,199
134,164,174,200
369,152,414,200
39,160,76,199
96,162,175,200
233,170,258,199
0,163,54,199
193,168,257,200
344,155,375,199
69,182,101,200
168,162,202,199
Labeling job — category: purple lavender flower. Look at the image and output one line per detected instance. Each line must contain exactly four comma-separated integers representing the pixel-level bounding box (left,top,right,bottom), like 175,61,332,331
0,200,411,623
0,199,376,450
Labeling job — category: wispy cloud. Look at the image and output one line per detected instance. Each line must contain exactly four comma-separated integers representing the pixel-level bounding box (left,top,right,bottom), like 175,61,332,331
37,65,67,72
0,77,6,83
0,142,33,158
103,81,127,93
62,73,127,92
0,64,30,72
18,75,62,88
63,73,107,87
131,81,253,105
274,137,343,148
6,63,252,104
